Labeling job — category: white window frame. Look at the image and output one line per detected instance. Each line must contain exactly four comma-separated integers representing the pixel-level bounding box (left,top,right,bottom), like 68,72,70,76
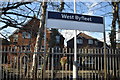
13,38,18,42
95,41,98,45
22,32,31,39
13,34,18,42
56,35,60,43
77,39,83,44
88,39,93,44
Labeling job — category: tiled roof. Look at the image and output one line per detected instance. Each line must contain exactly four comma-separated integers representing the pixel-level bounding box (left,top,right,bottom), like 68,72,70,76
9,17,51,37
77,33,95,39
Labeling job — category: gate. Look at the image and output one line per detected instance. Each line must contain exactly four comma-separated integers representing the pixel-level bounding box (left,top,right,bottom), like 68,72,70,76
0,46,120,79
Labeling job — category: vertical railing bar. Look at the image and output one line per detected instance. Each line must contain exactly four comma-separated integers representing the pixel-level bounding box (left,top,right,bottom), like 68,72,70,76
65,48,67,78
13,55,16,79
91,49,92,79
85,49,87,79
89,55,91,79
78,53,80,71
27,57,29,78
9,48,12,79
16,49,19,79
112,49,115,77
95,49,97,79
55,53,57,75
20,52,22,79
117,49,119,77
37,54,39,78
69,51,71,79
59,51,62,78
2,47,5,79
106,49,108,77
115,49,117,77
109,49,111,77
51,48,54,79
81,49,83,79
92,49,94,79
48,53,50,79
97,49,100,79
116,52,119,77
100,48,103,79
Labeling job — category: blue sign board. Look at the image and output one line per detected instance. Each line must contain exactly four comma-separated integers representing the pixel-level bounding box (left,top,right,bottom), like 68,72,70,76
47,11,104,32
48,11,103,24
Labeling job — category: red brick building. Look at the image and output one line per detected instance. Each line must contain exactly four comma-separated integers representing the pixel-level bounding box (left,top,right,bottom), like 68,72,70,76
9,17,65,51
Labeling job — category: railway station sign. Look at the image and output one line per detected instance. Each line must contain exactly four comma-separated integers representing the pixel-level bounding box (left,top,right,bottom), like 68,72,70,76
47,11,104,32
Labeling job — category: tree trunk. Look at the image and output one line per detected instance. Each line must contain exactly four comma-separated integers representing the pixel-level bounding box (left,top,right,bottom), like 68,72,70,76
59,0,64,12
32,1,47,79
110,2,119,49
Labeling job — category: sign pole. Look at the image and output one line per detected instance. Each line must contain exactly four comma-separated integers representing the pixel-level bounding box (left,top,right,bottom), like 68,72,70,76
47,10,104,79
73,0,77,79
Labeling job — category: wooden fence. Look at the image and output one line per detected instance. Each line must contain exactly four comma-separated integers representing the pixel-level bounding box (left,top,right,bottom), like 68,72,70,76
0,46,120,79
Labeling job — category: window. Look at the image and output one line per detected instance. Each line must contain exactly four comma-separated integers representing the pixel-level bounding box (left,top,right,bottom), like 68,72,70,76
41,46,44,52
56,36,60,43
22,32,31,39
77,39,83,44
13,38,18,42
13,34,18,38
95,41,98,45
88,39,93,44
13,34,18,42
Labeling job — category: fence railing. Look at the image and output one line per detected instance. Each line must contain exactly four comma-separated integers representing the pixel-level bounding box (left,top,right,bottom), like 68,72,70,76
0,46,120,79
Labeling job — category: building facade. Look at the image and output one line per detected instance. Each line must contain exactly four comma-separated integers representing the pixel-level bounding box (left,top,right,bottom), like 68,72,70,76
9,17,64,51
67,32,104,49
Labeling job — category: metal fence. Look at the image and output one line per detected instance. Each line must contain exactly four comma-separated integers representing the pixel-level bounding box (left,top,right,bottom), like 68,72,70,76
0,46,120,79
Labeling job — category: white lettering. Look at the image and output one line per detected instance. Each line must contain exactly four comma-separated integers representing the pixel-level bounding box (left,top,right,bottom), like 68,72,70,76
61,14,92,22
75,15,92,22
61,14,74,19
61,14,67,19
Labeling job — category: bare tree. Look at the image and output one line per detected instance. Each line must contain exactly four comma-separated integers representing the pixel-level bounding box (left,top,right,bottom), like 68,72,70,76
31,1,65,79
110,2,120,49
31,1,47,79
0,2,43,39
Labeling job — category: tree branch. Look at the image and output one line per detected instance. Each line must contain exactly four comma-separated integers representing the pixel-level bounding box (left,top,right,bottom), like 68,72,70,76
2,12,33,18
1,2,31,12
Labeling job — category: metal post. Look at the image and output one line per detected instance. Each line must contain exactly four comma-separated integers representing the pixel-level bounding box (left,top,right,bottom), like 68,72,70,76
73,0,77,79
103,17,107,79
